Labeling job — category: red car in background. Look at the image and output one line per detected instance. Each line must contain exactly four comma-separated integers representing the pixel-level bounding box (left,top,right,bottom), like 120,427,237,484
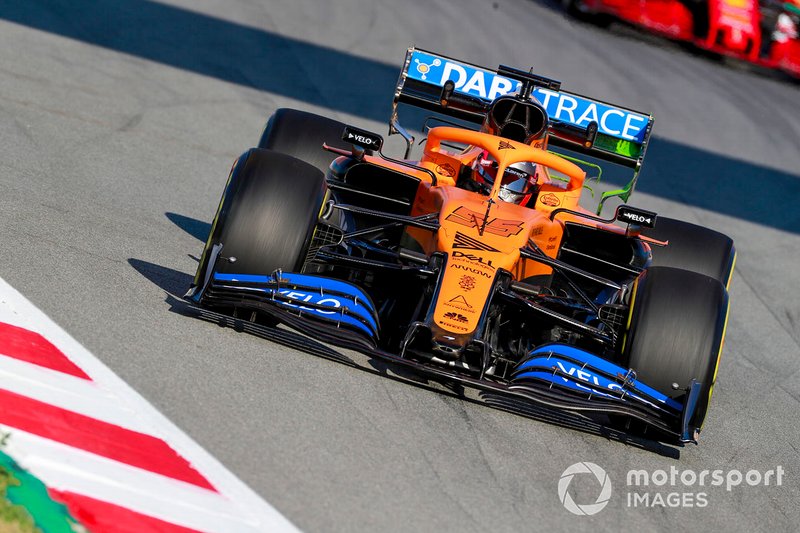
563,0,800,79
768,2,800,76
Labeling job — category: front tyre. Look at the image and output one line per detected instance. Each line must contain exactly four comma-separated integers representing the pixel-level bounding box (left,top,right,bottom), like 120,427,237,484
623,266,729,431
193,148,326,288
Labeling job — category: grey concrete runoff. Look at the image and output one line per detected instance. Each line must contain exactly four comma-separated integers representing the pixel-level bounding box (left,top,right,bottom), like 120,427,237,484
0,0,798,531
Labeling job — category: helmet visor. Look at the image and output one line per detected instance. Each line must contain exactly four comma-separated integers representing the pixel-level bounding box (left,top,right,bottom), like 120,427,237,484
498,164,536,204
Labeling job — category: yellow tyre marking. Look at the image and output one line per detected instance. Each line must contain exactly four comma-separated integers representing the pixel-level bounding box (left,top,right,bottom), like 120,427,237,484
702,294,731,429
620,276,640,355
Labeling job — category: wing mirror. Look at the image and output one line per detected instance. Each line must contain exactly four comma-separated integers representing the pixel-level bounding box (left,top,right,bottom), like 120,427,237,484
342,125,384,153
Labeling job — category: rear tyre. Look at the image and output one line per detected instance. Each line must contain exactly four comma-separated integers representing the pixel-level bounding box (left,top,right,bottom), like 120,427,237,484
623,266,729,431
258,108,350,175
198,148,326,279
648,217,735,287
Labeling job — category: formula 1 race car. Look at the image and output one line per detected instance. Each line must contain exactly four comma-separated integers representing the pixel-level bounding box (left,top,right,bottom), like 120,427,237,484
563,0,800,79
185,48,735,444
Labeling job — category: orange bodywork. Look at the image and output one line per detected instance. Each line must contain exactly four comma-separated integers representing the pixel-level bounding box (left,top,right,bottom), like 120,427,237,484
362,127,622,341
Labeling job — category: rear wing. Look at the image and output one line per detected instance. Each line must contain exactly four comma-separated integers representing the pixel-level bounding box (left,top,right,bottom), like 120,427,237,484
391,48,655,208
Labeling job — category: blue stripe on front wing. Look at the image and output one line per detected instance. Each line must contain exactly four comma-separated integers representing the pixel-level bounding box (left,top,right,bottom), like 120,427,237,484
213,272,376,313
517,344,682,411
213,272,378,336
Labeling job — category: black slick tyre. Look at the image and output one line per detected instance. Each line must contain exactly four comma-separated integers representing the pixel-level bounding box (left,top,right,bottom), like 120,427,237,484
622,266,729,431
258,108,350,175
647,217,735,287
199,148,326,278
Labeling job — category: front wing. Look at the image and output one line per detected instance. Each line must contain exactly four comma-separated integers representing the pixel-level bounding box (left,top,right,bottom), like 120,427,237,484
190,271,703,444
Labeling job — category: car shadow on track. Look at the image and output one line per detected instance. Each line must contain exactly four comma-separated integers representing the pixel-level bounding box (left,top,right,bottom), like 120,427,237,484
0,0,396,124
166,212,211,243
128,258,194,298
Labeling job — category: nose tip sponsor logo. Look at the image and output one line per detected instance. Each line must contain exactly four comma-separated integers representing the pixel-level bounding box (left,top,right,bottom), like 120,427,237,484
558,462,613,516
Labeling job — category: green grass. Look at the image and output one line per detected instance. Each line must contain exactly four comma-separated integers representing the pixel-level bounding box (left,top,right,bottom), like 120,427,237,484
0,438,83,533
0,464,41,533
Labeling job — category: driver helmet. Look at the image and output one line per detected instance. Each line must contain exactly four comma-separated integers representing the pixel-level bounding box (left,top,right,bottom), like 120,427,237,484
473,152,539,205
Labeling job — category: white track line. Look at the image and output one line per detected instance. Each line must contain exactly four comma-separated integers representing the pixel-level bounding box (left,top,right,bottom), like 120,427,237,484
0,355,146,432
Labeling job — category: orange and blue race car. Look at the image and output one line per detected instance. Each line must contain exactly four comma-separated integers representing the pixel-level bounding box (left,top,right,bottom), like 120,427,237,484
563,0,800,79
185,48,735,444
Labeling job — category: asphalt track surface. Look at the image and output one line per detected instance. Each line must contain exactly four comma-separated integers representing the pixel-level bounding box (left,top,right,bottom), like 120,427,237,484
0,1,799,531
